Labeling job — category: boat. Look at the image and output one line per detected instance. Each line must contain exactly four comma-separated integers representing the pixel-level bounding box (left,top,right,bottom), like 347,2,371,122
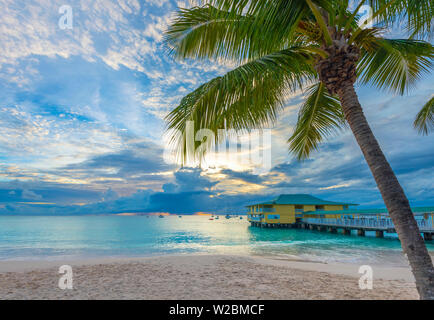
209,218,214,220
215,216,219,220
179,215,182,218
159,215,164,218
240,216,243,220
225,214,231,219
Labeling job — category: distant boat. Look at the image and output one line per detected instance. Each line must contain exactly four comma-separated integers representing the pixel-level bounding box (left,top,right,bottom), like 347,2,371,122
209,218,214,220
225,214,231,219
179,215,182,218
215,216,219,220
240,216,243,220
159,215,164,218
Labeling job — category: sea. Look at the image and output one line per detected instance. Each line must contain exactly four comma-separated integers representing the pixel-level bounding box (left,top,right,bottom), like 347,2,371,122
0,215,433,266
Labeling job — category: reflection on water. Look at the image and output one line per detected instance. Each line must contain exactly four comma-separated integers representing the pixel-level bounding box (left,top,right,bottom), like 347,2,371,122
0,215,432,266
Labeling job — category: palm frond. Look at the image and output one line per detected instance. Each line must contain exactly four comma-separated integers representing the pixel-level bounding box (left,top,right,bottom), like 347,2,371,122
414,96,434,135
357,39,434,94
303,0,330,45
367,0,433,39
366,0,401,24
208,0,332,28
288,82,346,160
351,27,385,51
166,47,316,164
405,0,434,39
164,1,310,63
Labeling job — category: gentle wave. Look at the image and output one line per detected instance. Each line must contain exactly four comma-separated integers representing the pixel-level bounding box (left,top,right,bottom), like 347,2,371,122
0,215,432,266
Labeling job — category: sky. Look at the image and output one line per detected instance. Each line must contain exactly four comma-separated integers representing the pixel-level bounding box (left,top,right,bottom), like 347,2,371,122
0,0,433,215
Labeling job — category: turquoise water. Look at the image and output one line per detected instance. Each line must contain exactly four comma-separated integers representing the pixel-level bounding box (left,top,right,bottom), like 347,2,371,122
0,215,432,266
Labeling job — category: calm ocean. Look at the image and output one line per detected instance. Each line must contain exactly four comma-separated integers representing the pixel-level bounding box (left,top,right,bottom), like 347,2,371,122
0,215,432,266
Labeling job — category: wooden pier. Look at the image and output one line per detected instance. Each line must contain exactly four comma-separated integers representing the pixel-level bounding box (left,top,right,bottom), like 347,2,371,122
249,217,434,241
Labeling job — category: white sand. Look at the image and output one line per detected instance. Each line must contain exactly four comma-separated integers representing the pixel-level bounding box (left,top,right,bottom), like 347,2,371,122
0,254,418,300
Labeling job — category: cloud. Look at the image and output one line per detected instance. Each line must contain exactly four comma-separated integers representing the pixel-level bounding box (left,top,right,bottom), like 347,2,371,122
219,169,267,185
0,0,433,216
63,145,172,177
0,182,104,205
319,183,352,190
166,168,218,192
21,189,43,201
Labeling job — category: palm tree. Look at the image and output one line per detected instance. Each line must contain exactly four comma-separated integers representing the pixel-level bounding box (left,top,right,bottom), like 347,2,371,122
163,0,434,299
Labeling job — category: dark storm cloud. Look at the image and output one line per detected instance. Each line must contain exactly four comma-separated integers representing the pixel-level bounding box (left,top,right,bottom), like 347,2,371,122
0,182,105,205
219,169,267,185
63,143,174,178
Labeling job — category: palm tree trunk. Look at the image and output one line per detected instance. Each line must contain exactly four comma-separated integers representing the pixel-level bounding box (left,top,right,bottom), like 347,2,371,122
337,84,434,300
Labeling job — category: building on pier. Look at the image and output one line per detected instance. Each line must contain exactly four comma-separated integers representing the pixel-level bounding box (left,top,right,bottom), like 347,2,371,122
246,194,434,240
246,194,357,225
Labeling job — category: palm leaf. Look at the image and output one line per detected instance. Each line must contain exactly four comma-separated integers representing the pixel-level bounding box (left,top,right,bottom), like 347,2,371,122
208,0,332,31
357,39,434,94
414,96,434,135
367,0,433,39
164,1,310,63
165,47,316,163
288,82,346,160
405,0,434,39
351,27,385,51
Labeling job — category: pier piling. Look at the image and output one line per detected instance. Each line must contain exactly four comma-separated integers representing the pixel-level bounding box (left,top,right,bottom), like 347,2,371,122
375,230,384,238
343,229,351,235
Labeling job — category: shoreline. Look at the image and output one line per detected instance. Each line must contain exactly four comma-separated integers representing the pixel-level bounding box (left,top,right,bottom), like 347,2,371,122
0,254,418,299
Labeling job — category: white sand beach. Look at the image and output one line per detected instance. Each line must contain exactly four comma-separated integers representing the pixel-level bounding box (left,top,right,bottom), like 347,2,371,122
0,254,419,300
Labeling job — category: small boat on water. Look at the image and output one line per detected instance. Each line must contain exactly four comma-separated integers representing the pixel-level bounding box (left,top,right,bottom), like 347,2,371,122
179,215,182,218
215,216,219,220
240,216,243,220
159,215,164,218
209,218,214,220
225,214,231,219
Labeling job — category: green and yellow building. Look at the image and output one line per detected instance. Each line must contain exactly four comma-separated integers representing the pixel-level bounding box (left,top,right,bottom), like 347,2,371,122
247,194,357,226
246,194,434,240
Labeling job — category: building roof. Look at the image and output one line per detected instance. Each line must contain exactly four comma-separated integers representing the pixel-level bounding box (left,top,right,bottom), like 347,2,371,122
247,194,357,207
302,206,434,216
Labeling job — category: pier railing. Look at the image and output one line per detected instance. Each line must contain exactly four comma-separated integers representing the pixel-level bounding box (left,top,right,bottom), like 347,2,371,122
302,217,434,232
